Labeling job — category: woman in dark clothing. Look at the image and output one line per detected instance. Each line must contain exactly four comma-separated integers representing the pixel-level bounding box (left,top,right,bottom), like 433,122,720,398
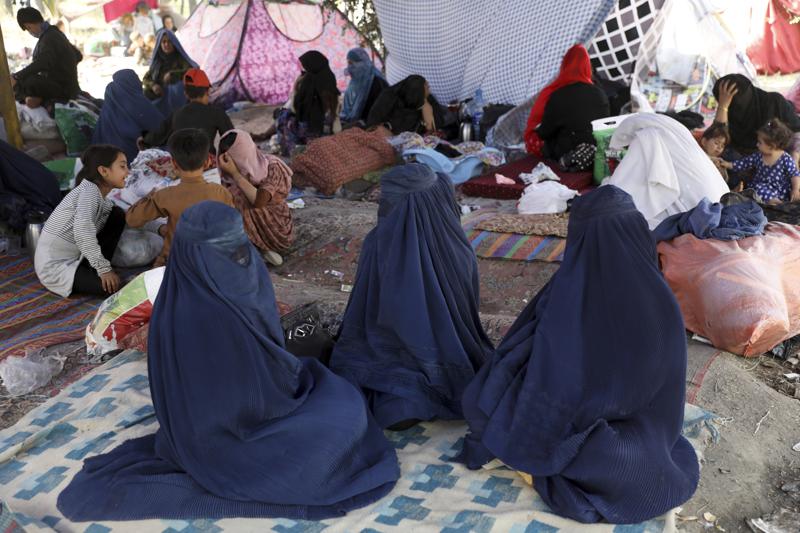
329,164,493,430
274,51,340,155
341,48,388,125
294,51,340,137
533,45,609,170
366,75,445,134
57,201,400,521
142,29,196,101
714,74,800,157
459,185,699,524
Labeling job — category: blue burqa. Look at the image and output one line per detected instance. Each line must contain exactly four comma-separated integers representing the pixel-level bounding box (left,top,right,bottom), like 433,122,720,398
329,164,493,428
92,69,164,162
57,202,400,521
149,29,197,116
341,48,384,123
458,186,699,524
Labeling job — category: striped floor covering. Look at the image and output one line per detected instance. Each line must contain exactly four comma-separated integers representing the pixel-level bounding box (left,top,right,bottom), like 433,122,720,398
0,255,100,360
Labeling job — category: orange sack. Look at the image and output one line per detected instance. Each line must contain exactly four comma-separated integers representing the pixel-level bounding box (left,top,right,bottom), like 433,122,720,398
658,223,800,357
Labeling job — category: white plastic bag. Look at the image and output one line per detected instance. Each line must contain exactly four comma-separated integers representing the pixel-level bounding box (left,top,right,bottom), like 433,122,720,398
0,348,65,397
517,181,578,215
111,229,163,268
86,267,165,356
519,162,561,185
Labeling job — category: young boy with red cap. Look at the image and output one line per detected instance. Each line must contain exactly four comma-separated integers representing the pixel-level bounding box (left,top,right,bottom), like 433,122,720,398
139,68,233,151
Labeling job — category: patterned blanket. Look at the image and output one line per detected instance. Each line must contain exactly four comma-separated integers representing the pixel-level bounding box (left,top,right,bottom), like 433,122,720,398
0,350,718,532
0,256,100,360
462,210,566,263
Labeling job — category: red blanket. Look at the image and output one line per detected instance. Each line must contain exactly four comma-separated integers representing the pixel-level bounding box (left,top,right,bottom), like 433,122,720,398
459,155,594,199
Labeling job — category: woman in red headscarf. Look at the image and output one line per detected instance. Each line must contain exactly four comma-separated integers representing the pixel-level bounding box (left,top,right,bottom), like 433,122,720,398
523,45,609,169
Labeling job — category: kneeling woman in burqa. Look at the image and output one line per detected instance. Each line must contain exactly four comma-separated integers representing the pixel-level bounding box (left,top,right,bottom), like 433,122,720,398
57,202,399,521
458,185,699,524
329,164,494,430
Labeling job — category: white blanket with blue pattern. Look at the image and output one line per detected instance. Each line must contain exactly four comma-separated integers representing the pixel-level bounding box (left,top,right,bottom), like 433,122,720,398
0,351,718,532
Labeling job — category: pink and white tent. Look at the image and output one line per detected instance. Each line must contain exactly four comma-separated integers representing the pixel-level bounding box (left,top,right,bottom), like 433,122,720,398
177,0,381,107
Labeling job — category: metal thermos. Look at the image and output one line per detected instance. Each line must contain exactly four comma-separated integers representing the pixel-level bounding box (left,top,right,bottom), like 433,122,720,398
24,210,47,259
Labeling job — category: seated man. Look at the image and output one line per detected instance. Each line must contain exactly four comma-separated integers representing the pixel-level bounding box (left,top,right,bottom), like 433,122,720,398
12,7,83,108
139,68,233,152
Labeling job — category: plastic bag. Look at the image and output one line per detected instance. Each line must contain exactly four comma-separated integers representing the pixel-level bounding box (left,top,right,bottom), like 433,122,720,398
280,302,334,365
519,162,561,185
0,348,65,396
658,223,800,357
85,267,165,356
54,101,98,156
111,229,163,268
517,181,578,215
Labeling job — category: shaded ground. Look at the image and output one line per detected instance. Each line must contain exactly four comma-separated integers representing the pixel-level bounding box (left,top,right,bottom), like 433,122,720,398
1,197,799,531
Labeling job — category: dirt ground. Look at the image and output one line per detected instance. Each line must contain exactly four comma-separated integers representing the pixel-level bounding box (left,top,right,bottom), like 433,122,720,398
2,196,799,531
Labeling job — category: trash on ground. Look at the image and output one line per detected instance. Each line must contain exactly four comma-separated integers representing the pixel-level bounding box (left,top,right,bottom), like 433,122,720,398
0,348,65,397
692,334,713,345
748,508,800,533
288,198,305,209
780,481,800,493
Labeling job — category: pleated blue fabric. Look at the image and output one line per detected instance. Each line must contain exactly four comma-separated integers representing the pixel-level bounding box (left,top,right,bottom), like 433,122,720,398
57,201,399,521
329,164,493,428
458,185,699,524
91,69,164,162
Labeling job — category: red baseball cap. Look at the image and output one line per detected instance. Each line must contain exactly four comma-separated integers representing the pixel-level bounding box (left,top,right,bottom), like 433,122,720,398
184,68,211,88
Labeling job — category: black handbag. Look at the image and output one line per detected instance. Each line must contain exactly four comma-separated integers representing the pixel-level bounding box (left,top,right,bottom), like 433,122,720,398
279,302,334,365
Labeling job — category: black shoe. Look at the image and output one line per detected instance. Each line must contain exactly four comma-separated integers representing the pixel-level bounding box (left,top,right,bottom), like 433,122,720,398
387,419,422,431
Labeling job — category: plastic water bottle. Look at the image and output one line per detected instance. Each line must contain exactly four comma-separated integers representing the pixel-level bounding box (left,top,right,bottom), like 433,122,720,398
471,88,485,142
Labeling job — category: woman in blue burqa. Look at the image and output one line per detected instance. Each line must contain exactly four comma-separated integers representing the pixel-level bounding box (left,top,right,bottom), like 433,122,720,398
57,201,399,521
142,28,197,115
340,47,387,125
457,185,699,524
329,163,494,430
92,69,164,163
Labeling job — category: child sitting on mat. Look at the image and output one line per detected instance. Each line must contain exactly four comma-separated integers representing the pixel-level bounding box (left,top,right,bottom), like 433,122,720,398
718,119,800,204
700,122,735,187
126,128,234,266
35,145,128,297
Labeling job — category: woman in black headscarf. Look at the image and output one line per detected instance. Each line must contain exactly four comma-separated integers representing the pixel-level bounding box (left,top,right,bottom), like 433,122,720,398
294,51,340,136
366,75,445,134
714,74,800,156
274,51,340,156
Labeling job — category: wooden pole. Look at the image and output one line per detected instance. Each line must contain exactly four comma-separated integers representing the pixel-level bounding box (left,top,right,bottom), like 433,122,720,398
0,24,23,148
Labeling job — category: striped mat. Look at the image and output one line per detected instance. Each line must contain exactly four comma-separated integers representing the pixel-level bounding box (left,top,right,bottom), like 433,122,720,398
462,210,565,263
0,255,100,360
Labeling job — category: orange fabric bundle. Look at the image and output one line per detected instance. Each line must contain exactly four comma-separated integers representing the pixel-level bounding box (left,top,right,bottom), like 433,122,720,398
658,223,800,357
